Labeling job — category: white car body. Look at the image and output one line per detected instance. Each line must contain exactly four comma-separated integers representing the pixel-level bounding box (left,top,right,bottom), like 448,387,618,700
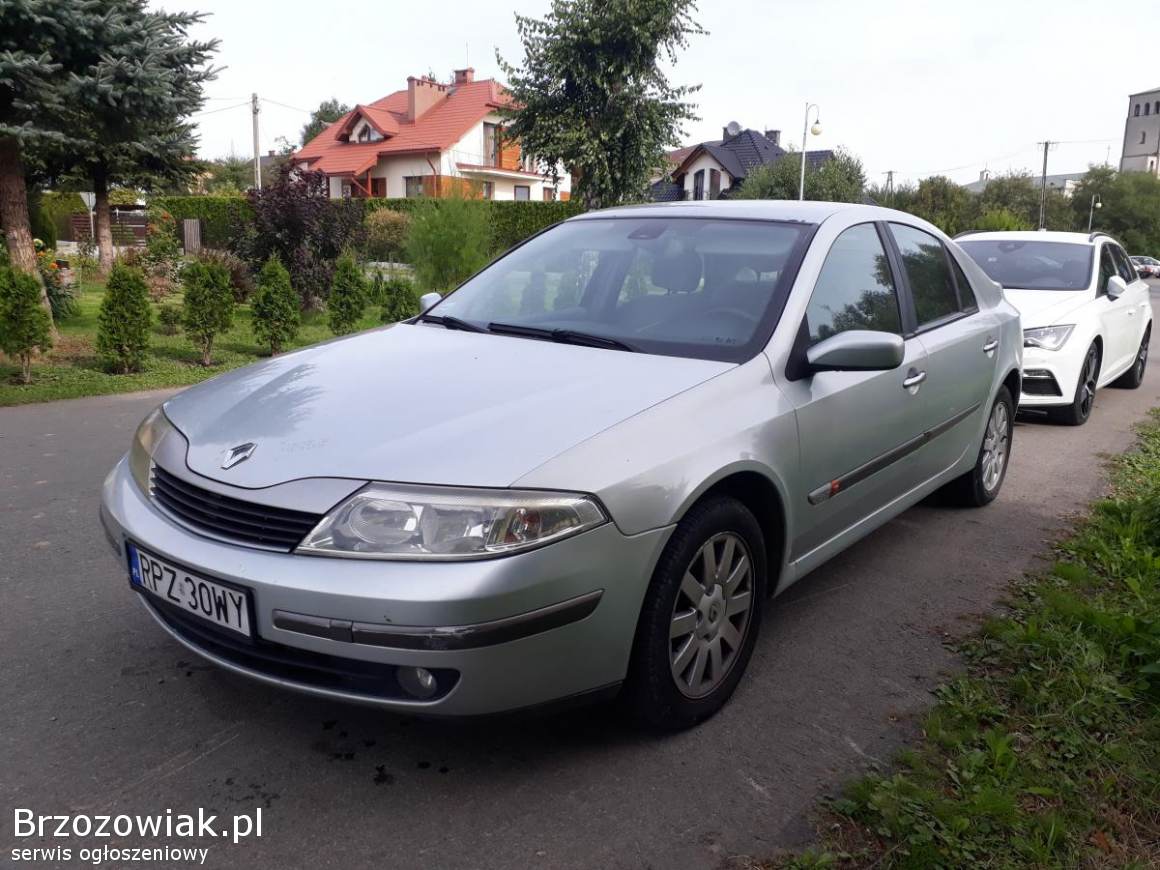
958,231,1152,419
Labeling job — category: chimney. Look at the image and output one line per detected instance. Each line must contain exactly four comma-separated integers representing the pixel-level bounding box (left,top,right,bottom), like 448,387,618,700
764,129,780,146
722,126,732,141
453,68,475,85
407,75,448,122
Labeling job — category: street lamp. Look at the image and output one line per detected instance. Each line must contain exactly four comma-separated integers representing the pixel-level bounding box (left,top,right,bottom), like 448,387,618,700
799,103,822,201
1087,193,1102,233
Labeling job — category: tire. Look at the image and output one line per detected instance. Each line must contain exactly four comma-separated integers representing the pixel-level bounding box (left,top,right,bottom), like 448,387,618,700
1049,342,1100,426
622,496,767,730
1112,326,1150,389
942,385,1014,507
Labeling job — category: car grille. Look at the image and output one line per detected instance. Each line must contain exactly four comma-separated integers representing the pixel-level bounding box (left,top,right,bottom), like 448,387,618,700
150,464,323,551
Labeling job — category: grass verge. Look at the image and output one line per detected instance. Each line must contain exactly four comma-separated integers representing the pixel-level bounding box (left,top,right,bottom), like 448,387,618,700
0,282,385,407
783,411,1160,868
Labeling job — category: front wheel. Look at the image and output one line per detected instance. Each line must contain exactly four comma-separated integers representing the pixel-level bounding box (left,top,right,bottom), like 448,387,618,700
622,496,767,730
1112,327,1149,389
1049,342,1099,426
942,385,1014,507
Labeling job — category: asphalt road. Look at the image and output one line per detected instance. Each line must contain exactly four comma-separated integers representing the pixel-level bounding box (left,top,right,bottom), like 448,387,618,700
3,286,1158,870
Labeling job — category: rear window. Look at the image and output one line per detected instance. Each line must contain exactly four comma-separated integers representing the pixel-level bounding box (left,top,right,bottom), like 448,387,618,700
958,240,1093,291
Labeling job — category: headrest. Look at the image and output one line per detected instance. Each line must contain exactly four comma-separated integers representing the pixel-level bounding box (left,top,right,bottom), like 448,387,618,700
650,250,702,293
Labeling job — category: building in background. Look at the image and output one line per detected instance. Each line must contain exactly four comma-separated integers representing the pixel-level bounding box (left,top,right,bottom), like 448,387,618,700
964,169,1086,196
293,69,570,201
1120,86,1160,176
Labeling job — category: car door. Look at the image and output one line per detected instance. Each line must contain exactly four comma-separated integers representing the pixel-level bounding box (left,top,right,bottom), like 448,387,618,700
1109,243,1150,374
780,222,932,559
886,223,997,481
1098,243,1138,377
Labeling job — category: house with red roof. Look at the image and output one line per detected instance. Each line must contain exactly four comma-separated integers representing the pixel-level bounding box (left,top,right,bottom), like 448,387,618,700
293,69,570,202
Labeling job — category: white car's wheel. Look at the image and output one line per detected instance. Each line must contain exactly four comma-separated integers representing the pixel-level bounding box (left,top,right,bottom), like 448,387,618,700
1050,343,1099,426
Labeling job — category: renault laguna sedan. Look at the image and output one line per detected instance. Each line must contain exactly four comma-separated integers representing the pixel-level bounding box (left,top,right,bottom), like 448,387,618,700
101,201,1021,729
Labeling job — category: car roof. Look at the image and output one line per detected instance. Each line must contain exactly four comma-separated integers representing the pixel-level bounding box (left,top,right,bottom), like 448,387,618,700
955,230,1102,246
567,199,913,226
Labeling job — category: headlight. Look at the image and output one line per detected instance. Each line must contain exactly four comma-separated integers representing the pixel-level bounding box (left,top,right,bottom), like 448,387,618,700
1023,324,1074,351
297,484,607,560
129,406,174,494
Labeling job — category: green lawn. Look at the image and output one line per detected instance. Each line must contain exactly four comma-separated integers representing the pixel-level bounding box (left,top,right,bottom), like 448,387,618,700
0,282,386,407
785,412,1160,869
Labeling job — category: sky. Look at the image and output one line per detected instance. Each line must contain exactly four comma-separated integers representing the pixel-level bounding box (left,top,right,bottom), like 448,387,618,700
170,0,1160,188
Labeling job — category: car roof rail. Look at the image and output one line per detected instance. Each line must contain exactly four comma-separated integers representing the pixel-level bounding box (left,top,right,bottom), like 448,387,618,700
1088,231,1113,243
952,229,986,239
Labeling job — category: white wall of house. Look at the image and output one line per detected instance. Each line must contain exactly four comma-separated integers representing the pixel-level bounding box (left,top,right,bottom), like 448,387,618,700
680,153,731,200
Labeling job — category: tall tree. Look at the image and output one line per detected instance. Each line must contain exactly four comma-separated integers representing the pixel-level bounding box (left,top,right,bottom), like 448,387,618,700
300,98,350,146
498,0,704,210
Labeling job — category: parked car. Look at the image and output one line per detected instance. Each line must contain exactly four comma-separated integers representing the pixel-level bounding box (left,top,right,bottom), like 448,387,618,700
958,231,1152,425
1130,255,1160,279
101,202,1021,729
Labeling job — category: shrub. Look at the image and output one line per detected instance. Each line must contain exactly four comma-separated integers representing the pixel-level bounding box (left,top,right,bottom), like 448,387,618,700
327,253,368,335
96,265,152,373
196,248,255,303
405,196,490,292
974,209,1033,232
363,208,410,262
158,304,182,335
181,261,234,366
251,257,300,354
141,207,182,298
0,266,53,384
376,273,419,323
36,247,77,320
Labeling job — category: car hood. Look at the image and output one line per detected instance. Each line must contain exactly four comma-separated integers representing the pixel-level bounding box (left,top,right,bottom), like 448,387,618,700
163,323,732,489
1001,288,1090,328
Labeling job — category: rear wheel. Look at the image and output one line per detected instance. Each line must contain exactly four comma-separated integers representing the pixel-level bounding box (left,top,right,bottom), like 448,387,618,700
1049,343,1099,426
1112,327,1149,389
623,496,766,730
942,385,1014,507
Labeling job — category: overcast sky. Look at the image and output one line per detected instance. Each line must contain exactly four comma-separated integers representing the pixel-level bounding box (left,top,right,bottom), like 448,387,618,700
172,0,1159,187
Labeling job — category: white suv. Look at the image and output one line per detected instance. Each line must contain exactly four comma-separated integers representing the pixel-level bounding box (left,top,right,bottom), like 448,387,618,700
958,231,1152,425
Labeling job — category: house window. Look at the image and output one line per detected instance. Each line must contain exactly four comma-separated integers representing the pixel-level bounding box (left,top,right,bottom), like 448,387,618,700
483,123,499,166
1155,100,1159,114
357,126,372,142
404,176,424,198
693,169,705,200
514,185,531,201
370,177,386,197
543,187,556,201
709,169,721,198
1135,104,1141,116
1147,103,1152,116
480,181,495,200
1142,131,1148,145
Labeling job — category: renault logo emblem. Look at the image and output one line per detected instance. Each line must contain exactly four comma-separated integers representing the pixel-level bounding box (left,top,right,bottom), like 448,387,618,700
221,442,257,469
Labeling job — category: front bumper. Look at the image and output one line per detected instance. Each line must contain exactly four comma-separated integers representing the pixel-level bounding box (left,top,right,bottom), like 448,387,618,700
100,456,671,715
1018,343,1083,407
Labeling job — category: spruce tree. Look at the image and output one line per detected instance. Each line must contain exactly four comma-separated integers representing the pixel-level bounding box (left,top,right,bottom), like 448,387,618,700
327,253,368,336
96,265,152,374
251,257,300,354
182,261,234,366
0,265,52,383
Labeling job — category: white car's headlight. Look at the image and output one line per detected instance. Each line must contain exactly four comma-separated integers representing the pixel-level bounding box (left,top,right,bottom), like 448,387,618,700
129,406,174,494
297,484,608,560
1023,324,1075,351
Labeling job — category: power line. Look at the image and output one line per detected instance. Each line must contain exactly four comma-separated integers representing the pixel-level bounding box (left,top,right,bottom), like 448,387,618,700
261,97,313,115
191,100,249,118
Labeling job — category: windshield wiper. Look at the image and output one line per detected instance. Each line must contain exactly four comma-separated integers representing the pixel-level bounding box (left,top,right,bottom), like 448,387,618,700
487,322,636,352
418,313,488,333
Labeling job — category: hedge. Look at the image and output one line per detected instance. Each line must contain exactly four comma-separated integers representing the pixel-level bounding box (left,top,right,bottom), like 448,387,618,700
151,195,583,256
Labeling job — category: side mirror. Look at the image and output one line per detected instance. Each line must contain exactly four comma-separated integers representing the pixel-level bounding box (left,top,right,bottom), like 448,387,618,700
1106,275,1127,299
418,291,442,313
806,330,905,372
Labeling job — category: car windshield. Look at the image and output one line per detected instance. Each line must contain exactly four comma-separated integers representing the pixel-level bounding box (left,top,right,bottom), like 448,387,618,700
958,239,1093,291
424,217,813,362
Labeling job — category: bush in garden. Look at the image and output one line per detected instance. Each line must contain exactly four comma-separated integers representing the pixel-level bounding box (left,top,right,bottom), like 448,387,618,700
96,265,152,374
141,207,182,298
0,266,53,384
196,248,255,303
251,257,300,354
376,273,419,323
36,246,78,320
157,304,182,335
405,196,490,292
327,252,367,335
363,209,410,262
181,261,234,366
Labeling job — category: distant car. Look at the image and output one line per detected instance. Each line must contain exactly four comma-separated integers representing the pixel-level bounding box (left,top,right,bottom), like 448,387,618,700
1130,255,1160,279
101,202,1022,729
959,231,1152,425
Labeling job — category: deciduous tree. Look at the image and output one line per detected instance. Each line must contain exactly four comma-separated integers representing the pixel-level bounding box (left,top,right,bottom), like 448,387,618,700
300,98,350,146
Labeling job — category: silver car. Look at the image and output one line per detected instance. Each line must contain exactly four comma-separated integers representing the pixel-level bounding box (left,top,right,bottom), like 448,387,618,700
100,201,1022,728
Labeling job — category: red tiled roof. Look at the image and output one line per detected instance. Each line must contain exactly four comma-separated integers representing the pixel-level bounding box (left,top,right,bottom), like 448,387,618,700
294,79,511,177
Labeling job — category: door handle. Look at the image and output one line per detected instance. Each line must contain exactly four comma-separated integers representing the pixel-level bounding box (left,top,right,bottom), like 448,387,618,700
982,338,998,353
1127,308,1136,316
902,369,927,390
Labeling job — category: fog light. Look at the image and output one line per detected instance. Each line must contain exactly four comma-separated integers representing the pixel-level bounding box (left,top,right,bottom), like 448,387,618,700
399,666,438,699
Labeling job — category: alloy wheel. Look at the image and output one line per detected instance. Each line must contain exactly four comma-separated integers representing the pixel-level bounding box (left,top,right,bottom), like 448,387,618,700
1135,334,1150,379
981,400,1010,493
669,532,754,699
1078,348,1098,418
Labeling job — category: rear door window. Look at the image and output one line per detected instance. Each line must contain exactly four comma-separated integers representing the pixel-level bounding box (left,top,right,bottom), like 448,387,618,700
888,224,960,328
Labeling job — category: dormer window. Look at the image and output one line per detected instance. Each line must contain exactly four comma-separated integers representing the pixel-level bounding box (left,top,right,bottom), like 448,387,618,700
358,126,372,143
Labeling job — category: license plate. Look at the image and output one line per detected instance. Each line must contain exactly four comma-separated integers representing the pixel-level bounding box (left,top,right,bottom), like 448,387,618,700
127,544,252,638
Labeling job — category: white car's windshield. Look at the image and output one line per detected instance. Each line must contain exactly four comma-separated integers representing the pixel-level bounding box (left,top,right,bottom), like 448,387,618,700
959,240,1093,291
424,217,814,362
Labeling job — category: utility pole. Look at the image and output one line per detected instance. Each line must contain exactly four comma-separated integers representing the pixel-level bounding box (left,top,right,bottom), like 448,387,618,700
1036,140,1053,229
251,93,262,190
883,170,894,205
